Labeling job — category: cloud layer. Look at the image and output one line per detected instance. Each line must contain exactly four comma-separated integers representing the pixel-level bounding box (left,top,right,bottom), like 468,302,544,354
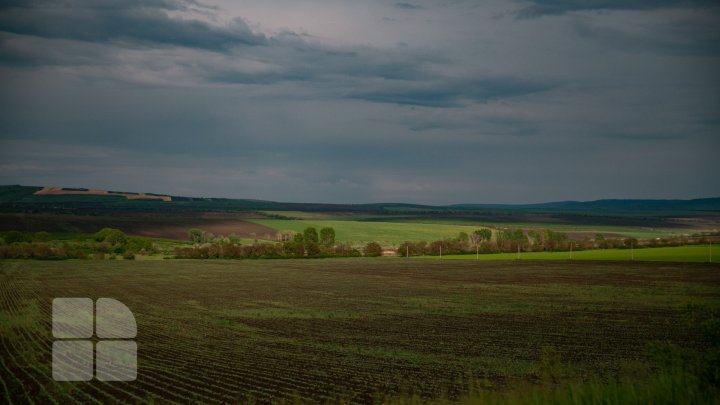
1,0,718,203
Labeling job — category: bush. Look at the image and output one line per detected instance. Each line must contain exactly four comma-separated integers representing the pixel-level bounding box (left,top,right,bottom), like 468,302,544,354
397,241,427,257
33,231,52,242
94,228,127,245
188,229,206,244
123,251,136,260
363,242,383,257
305,241,321,257
2,231,31,245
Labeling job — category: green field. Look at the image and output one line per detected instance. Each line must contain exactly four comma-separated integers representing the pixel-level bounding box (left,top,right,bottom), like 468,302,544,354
1,259,719,403
250,218,699,245
391,218,694,240
426,245,715,263
249,219,490,245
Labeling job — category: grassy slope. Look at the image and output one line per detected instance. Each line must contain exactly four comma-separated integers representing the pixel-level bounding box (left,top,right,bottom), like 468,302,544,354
427,245,715,263
248,219,490,244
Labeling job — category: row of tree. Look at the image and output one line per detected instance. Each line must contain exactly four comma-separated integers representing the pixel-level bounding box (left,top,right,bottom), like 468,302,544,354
2,227,715,260
177,227,388,258
0,242,142,260
397,229,716,257
0,229,156,260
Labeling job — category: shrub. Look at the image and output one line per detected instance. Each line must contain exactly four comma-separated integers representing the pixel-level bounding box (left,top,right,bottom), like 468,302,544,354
94,228,127,245
3,231,31,245
33,231,52,242
363,242,383,257
188,229,206,244
305,241,321,257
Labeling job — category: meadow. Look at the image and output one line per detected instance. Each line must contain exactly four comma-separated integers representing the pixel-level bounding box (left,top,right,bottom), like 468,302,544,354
1,259,718,403
249,219,489,245
426,244,715,263
249,218,697,245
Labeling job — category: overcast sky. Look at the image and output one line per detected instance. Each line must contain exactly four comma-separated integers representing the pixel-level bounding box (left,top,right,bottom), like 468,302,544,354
1,0,718,204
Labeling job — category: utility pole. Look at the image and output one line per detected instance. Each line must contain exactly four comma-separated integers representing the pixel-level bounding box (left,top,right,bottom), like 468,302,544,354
439,245,442,260
476,244,479,261
517,245,520,260
406,245,409,258
570,242,573,260
710,241,713,263
631,240,634,261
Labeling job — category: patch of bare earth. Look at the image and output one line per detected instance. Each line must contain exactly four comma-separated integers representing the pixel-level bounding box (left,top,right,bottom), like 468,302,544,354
0,212,278,240
34,186,171,201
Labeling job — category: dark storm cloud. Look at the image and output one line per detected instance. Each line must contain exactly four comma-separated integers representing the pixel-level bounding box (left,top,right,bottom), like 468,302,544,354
1,0,718,203
0,1,451,94
514,0,720,18
0,0,265,51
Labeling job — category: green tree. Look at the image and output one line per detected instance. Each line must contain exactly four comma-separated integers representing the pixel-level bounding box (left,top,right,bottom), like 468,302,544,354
303,227,319,244
473,229,492,242
363,242,383,257
456,232,469,243
319,227,336,247
188,229,206,244
94,228,127,245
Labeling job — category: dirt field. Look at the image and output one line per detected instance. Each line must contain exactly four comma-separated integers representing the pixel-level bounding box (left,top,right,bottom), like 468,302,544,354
0,212,277,240
1,259,718,403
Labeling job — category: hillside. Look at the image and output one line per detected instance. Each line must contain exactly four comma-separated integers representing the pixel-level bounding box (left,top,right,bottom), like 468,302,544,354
451,198,720,213
2,184,718,216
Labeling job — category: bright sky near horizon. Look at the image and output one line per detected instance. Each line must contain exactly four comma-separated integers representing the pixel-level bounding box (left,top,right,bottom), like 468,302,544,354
0,0,718,204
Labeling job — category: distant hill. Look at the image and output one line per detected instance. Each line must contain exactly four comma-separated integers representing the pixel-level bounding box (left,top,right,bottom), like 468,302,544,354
1,184,718,216
450,198,720,213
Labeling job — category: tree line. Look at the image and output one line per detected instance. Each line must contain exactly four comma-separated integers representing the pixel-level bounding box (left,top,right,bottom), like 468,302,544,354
0,229,156,260
398,228,716,257
1,226,716,260
175,227,386,259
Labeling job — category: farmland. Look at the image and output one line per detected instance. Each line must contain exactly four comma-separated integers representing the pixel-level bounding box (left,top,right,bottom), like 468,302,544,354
0,212,276,241
1,259,719,403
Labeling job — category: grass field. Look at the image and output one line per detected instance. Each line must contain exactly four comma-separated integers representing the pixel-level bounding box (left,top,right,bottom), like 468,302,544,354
425,245,715,263
249,219,489,245
1,259,718,403
393,219,694,240
250,218,700,245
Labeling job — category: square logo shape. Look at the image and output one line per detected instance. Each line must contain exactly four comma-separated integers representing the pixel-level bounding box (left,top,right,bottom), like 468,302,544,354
52,341,94,381
96,341,137,381
96,298,137,339
52,298,93,339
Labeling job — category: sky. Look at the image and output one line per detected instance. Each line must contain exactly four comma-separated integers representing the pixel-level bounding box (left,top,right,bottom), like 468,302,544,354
0,0,718,204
